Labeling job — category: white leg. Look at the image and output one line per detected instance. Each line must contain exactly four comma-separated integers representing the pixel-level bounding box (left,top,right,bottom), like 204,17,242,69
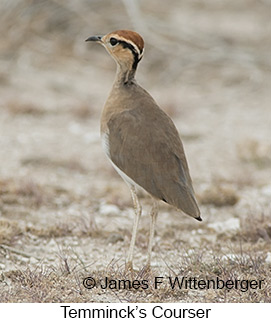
147,199,159,266
126,186,142,269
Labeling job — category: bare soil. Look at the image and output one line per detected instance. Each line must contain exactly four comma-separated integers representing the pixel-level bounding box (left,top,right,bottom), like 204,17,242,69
0,0,271,302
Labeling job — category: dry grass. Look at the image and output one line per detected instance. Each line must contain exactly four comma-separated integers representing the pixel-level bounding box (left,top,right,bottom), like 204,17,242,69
239,210,271,243
1,246,270,303
0,178,45,208
237,139,271,169
1,266,86,303
21,157,87,174
71,103,96,120
25,214,100,239
5,101,46,116
0,219,22,245
176,250,271,302
199,184,239,207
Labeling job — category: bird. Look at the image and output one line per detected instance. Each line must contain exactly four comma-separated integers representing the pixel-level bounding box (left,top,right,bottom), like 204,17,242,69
86,30,201,269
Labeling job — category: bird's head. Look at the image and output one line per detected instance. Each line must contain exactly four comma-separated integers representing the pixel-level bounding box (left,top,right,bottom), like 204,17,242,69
86,30,144,70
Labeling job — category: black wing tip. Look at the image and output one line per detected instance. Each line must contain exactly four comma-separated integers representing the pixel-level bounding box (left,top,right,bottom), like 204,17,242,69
195,215,202,222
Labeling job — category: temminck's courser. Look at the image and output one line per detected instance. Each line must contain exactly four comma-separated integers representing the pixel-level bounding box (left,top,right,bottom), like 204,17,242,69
86,30,201,269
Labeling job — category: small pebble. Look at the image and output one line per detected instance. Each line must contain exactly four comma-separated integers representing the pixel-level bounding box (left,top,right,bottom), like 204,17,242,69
100,204,120,216
265,252,271,264
107,233,124,244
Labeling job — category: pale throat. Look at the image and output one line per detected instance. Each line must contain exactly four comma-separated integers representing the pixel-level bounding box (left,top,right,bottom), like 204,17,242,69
115,59,137,85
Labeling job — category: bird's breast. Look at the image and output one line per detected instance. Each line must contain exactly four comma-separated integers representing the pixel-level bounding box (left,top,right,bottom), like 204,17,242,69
101,131,141,190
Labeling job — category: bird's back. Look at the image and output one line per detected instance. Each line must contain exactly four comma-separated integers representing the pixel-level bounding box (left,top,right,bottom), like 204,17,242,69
101,83,200,219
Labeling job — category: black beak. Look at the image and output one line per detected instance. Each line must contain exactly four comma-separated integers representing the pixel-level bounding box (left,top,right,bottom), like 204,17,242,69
85,35,103,42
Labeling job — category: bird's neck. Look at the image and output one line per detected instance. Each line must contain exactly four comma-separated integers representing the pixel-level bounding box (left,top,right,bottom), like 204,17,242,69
114,63,137,86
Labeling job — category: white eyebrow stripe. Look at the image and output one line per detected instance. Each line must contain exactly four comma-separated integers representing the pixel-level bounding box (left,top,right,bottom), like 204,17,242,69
138,48,144,60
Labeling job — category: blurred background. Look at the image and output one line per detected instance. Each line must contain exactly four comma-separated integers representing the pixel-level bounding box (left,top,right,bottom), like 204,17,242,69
1,0,271,179
0,0,271,302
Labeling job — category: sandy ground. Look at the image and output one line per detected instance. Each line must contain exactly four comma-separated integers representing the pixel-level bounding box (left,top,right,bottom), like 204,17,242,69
0,0,271,302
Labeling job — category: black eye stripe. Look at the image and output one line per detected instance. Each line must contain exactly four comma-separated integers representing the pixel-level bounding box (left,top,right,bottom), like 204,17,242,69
110,39,142,70
110,38,141,55
118,40,141,55
118,41,140,70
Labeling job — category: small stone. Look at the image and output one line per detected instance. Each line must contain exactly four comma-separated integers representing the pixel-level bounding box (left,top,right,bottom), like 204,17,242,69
265,252,271,264
262,185,271,196
29,256,37,264
107,233,124,244
99,204,120,216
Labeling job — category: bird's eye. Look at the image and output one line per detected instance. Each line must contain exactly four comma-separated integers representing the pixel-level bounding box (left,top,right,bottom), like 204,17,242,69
110,37,118,46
